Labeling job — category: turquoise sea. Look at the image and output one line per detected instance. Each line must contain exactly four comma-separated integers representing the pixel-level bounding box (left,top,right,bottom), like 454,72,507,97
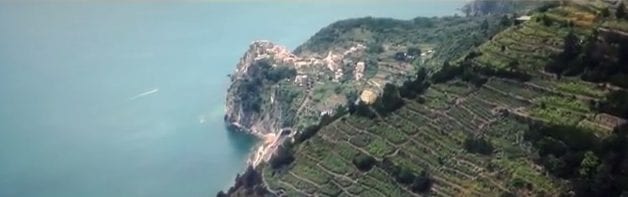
0,1,463,196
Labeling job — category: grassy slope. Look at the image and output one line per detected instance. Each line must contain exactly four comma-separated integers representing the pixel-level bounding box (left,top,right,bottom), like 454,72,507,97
260,3,628,197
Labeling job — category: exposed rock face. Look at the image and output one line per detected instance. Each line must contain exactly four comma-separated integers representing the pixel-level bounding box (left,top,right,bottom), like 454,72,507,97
225,40,368,137
225,41,295,137
225,40,370,166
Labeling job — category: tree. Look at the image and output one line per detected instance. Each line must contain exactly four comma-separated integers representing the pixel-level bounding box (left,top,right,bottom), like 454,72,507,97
350,101,376,119
536,137,568,157
617,2,625,19
380,157,400,175
599,90,628,119
367,43,384,54
461,67,487,87
540,14,553,26
394,52,407,61
481,19,489,33
374,84,404,115
218,166,270,197
407,47,422,57
396,167,416,184
510,177,529,189
464,137,494,155
542,154,566,175
400,68,429,99
352,153,376,171
432,61,463,83
578,151,600,178
346,90,358,105
411,171,433,193
548,31,580,74
265,66,296,83
600,7,610,17
500,15,511,26
295,124,320,143
507,60,520,71
238,78,263,112
269,144,295,169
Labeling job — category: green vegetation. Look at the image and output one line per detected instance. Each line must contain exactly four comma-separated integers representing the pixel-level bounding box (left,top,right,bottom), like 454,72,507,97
234,60,297,113
617,2,625,19
295,14,509,69
556,81,606,98
353,153,376,171
223,1,628,197
269,142,295,169
463,137,494,155
598,90,628,119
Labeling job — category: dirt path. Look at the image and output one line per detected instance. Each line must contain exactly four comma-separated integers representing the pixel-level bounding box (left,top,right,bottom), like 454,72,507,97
289,171,321,188
278,180,309,196
295,90,312,117
250,133,280,166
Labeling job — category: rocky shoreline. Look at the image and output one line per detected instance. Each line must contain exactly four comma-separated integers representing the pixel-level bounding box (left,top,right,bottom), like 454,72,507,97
223,38,373,166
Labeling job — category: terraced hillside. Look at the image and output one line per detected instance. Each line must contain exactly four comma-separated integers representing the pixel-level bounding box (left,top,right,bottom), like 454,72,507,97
262,79,570,196
465,2,626,134
225,14,508,136
253,2,628,197
288,15,509,128
223,13,516,170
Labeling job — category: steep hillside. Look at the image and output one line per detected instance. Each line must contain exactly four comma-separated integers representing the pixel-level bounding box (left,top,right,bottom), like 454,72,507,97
239,2,628,197
224,15,506,166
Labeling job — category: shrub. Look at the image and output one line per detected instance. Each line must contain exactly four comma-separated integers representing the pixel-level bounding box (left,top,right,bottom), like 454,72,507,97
431,61,463,83
396,167,416,184
546,31,580,75
598,90,628,119
500,15,512,26
534,1,560,13
510,177,529,189
461,66,488,87
410,171,433,193
266,66,296,83
349,101,377,119
352,153,376,171
394,52,407,62
536,137,568,157
617,2,625,19
540,14,553,26
269,144,295,169
464,137,494,155
407,47,422,56
237,78,263,112
400,68,429,99
374,84,404,115
600,7,610,17
295,124,321,143
367,43,384,54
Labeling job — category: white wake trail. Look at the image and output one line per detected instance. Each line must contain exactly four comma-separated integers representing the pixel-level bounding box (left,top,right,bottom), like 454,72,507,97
129,88,159,100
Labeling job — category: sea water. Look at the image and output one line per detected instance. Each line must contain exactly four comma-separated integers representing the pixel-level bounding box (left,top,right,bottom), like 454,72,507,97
0,1,463,196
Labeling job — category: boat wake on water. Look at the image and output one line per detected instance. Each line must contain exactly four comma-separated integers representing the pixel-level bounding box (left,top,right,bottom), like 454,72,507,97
128,88,159,101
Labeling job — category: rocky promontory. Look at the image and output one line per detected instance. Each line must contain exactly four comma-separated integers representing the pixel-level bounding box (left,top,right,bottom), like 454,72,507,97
221,13,509,196
224,39,372,165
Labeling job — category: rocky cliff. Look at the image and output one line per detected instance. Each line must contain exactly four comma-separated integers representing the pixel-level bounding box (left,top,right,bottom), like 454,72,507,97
224,40,365,133
224,14,506,167
220,2,538,197
224,41,291,137
224,39,372,165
